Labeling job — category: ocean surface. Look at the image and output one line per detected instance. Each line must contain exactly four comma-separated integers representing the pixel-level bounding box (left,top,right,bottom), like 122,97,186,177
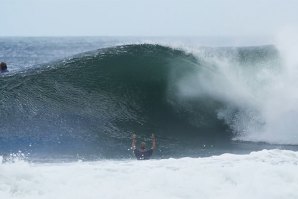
1,37,298,198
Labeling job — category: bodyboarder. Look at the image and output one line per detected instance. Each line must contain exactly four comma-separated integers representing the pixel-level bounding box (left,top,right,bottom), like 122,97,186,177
131,133,156,160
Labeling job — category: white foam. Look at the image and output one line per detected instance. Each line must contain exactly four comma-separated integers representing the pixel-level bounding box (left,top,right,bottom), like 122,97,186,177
170,29,298,145
0,150,298,199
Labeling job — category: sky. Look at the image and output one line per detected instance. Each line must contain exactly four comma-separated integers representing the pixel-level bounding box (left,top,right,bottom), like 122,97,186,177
1,0,298,37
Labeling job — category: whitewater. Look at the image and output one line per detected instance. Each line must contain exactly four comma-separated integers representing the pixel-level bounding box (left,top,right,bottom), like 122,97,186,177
0,150,297,199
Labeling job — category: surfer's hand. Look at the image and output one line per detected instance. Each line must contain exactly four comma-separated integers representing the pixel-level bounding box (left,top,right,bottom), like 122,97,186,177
132,134,136,139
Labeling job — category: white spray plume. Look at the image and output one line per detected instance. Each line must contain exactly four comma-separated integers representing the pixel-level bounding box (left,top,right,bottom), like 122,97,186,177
175,28,298,144
250,27,298,144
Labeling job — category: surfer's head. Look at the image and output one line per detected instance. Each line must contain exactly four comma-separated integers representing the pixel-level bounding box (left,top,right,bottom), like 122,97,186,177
0,62,7,72
140,142,146,150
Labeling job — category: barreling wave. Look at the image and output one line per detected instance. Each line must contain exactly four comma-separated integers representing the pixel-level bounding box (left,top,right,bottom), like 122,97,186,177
1,44,294,158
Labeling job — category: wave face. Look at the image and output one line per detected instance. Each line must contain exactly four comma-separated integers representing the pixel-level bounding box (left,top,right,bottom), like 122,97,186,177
0,43,297,158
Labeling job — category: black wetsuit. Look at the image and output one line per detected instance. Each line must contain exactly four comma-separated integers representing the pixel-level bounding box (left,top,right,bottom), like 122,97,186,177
0,69,8,73
133,148,153,160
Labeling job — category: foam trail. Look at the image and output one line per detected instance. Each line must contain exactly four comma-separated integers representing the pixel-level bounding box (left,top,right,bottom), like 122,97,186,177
0,150,297,199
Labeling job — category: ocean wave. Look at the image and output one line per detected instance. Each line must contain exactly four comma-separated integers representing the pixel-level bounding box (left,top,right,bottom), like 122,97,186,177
1,43,297,157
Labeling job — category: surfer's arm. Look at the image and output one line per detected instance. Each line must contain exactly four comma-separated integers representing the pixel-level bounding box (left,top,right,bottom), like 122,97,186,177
151,134,156,150
131,134,137,150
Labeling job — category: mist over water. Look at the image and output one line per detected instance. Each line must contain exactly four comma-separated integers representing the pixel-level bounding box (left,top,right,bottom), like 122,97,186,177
174,31,298,145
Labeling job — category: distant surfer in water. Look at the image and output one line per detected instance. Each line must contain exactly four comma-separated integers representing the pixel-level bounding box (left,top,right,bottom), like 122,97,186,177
0,62,8,73
131,133,156,160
